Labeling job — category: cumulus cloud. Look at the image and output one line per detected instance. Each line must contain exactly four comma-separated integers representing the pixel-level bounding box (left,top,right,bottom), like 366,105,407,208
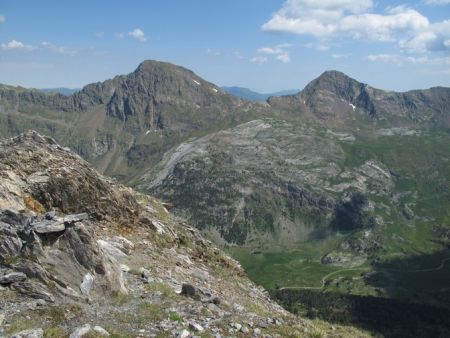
0,40,34,51
0,15,5,23
128,28,147,42
254,43,292,63
262,0,450,54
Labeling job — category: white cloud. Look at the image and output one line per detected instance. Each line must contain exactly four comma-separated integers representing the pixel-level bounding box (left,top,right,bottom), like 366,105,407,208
0,40,34,51
366,54,401,63
424,0,450,4
115,32,125,39
250,56,268,64
332,53,351,59
262,1,450,55
304,41,330,51
94,32,104,38
255,43,292,63
366,53,450,65
128,28,147,42
262,0,374,36
41,41,76,56
339,7,429,42
276,53,291,63
0,15,5,23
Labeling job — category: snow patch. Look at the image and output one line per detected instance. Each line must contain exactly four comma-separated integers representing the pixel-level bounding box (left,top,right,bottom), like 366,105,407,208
192,79,201,86
349,103,356,111
145,130,151,135
211,87,218,93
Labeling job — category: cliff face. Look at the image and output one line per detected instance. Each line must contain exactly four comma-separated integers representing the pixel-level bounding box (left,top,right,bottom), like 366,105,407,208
0,131,369,337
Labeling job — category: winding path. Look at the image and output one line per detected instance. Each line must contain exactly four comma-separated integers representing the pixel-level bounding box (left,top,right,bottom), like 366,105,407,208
279,257,450,291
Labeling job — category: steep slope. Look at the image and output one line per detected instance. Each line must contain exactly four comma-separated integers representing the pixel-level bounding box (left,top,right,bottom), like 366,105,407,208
0,61,270,181
268,70,450,129
0,131,369,337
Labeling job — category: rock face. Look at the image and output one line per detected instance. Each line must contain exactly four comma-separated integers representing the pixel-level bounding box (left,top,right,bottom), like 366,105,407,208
0,131,368,337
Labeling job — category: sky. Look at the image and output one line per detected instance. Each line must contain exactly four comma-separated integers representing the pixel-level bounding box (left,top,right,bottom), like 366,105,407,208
0,0,450,92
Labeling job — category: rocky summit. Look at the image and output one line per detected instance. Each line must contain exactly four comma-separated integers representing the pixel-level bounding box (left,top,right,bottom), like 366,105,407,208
0,131,368,337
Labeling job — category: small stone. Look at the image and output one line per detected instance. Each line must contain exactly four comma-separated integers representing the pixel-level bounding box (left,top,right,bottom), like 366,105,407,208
181,283,197,298
80,273,94,296
254,328,261,335
11,328,44,338
69,324,91,338
120,264,130,272
139,267,150,278
192,268,210,282
231,323,242,331
189,322,204,333
35,299,46,307
44,211,56,220
0,272,27,285
179,329,190,338
93,326,110,336
241,326,249,333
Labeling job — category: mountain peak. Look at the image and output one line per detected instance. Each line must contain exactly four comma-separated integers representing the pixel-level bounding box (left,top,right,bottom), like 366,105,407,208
306,70,362,93
134,59,195,77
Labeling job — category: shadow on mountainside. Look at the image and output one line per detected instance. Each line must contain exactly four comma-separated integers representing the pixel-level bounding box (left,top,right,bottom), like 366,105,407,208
273,248,450,337
365,248,450,308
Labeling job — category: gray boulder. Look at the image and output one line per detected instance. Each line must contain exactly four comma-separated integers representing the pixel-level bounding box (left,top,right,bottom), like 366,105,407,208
69,324,91,338
80,273,94,296
11,328,44,338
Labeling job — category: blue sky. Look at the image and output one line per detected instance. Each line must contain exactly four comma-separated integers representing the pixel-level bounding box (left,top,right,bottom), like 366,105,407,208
1,0,449,92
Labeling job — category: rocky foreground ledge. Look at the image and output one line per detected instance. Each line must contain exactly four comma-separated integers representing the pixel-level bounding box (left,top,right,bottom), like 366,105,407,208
0,131,368,337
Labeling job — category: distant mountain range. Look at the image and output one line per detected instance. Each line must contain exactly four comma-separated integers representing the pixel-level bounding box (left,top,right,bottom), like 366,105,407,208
40,87,80,96
1,60,450,321
221,86,299,102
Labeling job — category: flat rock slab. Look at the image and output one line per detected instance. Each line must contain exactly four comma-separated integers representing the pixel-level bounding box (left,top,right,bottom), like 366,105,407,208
32,220,65,233
64,213,89,223
0,271,27,285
